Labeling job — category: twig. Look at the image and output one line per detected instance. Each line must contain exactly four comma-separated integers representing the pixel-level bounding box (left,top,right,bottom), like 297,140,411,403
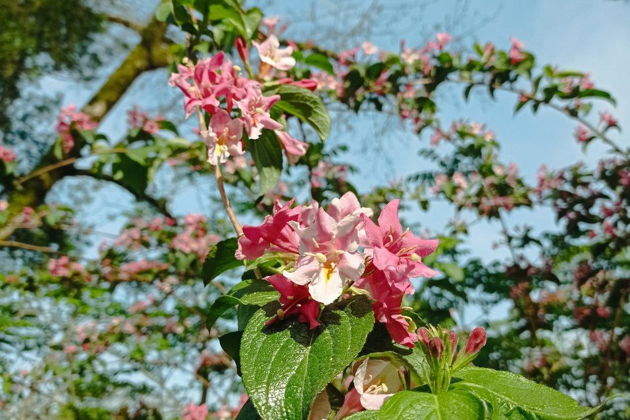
195,109,243,237
0,240,55,253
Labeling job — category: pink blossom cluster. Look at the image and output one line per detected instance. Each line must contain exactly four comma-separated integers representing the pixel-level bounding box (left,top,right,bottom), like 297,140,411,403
127,106,164,134
0,145,16,163
236,193,439,347
47,256,89,280
55,105,98,153
172,214,220,259
310,161,348,189
169,52,308,166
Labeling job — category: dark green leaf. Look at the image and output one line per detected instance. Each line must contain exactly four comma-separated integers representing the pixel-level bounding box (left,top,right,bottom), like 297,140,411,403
202,238,241,284
249,129,283,194
241,296,374,420
270,85,331,140
235,399,260,420
206,279,279,329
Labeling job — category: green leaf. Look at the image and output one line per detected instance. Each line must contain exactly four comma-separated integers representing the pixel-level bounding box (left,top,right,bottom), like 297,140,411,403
219,331,242,371
304,53,334,74
270,85,331,140
241,296,374,420
207,1,261,39
111,154,149,196
206,279,279,329
235,399,261,420
202,238,241,285
249,129,283,194
577,89,616,105
378,389,486,420
345,411,378,419
453,367,597,419
154,2,172,21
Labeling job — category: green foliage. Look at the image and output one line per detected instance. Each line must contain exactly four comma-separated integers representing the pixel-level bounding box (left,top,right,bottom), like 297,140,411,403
268,84,332,140
248,129,284,194
202,237,241,284
452,367,597,419
378,390,487,420
241,296,374,420
0,0,103,130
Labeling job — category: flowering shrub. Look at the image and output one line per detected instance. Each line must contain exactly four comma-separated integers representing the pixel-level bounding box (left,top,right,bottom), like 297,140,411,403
1,1,628,419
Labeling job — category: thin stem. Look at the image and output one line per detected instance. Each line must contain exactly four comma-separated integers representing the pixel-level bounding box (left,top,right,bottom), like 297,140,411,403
196,109,243,237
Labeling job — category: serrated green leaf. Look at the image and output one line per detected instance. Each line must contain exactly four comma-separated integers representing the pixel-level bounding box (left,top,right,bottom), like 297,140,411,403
452,367,597,419
270,85,331,140
206,279,279,329
249,129,283,194
241,296,374,420
377,389,486,420
202,237,241,284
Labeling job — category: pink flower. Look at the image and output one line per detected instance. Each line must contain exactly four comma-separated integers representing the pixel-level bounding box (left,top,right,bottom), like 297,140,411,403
361,41,379,55
275,130,309,164
254,35,296,71
580,74,594,90
574,125,591,143
600,112,618,128
435,32,453,50
277,77,318,91
172,214,219,258
0,200,8,211
311,72,338,91
360,200,438,294
0,146,16,162
620,336,630,357
338,358,405,416
235,87,282,139
183,403,208,420
508,38,526,65
266,274,320,329
282,193,371,304
56,105,98,153
237,200,302,260
223,155,248,174
204,109,244,165
169,53,255,117
127,107,164,134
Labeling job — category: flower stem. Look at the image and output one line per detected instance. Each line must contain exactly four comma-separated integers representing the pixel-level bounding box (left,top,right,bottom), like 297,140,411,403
196,109,243,237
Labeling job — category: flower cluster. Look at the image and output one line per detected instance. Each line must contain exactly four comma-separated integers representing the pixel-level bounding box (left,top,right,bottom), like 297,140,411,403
55,105,98,154
127,106,164,134
169,51,306,166
236,192,438,347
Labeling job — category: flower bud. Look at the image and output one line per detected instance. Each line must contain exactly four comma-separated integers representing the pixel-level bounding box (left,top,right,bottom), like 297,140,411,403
235,37,249,64
448,331,458,352
418,327,430,346
428,337,444,359
464,327,487,354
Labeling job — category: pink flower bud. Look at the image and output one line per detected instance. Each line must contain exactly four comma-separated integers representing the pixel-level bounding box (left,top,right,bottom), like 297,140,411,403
428,337,444,358
418,327,430,346
448,331,458,351
235,37,249,64
465,327,487,354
